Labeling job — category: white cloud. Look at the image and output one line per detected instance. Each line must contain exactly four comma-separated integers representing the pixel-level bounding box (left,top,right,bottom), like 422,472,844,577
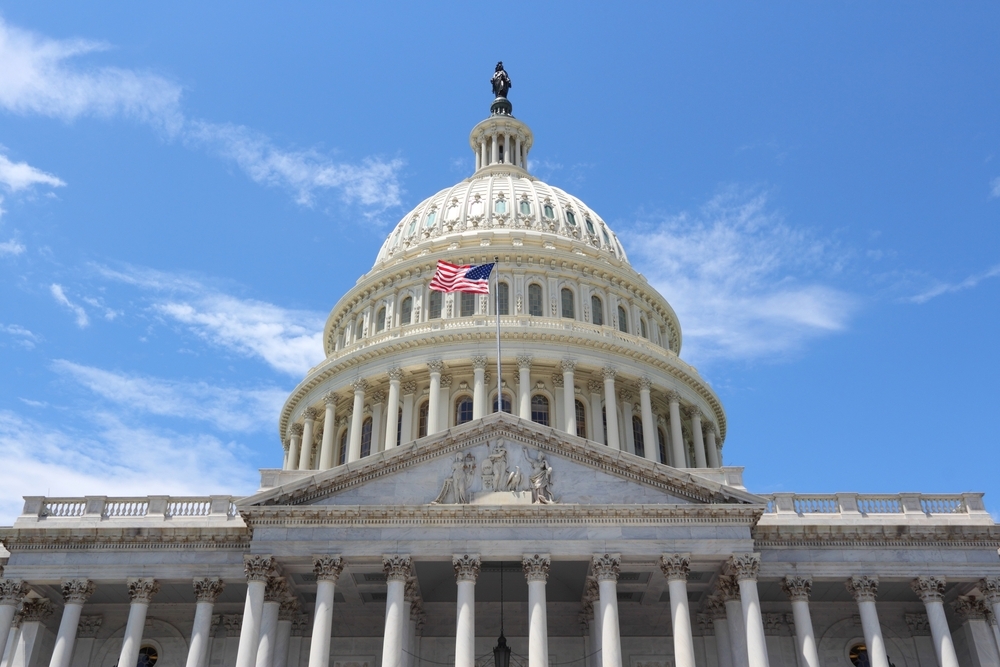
0,409,258,524
621,189,856,363
0,238,25,256
0,152,64,191
53,359,286,433
1,323,37,349
907,263,1000,304
991,177,1000,199
49,283,89,327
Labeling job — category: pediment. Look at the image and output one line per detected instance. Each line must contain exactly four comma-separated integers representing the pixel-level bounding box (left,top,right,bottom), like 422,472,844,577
242,412,764,509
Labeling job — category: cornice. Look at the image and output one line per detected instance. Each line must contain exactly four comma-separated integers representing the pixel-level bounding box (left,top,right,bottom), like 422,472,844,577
0,527,250,552
753,523,1000,549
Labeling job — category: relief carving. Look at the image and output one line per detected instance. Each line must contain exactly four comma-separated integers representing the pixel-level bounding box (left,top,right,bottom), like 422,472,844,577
432,453,477,504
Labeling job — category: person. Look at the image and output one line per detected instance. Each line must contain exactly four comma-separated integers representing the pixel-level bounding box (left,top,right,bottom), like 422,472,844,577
523,448,554,503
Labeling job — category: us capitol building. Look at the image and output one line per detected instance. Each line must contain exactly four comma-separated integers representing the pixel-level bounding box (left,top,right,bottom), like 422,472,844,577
2,66,999,667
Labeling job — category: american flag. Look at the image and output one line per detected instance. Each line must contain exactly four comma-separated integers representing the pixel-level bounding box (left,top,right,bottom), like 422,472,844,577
429,261,495,294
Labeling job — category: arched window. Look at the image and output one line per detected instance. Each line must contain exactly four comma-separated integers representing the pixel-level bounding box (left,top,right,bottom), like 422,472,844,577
632,415,645,458
429,291,442,319
519,200,531,215
585,217,595,234
407,218,417,236
528,283,543,316
400,297,412,325
136,646,158,667
543,204,555,219
376,307,386,332
591,295,604,326
848,645,869,667
425,211,436,227
617,306,628,333
455,397,474,425
396,408,403,446
657,428,668,465
418,401,429,438
640,318,648,339
566,211,576,226
495,199,507,214
561,288,575,319
338,429,348,465
360,418,373,458
493,392,512,414
460,292,475,317
601,228,611,246
575,400,587,439
531,395,549,426
497,282,510,315
602,407,608,444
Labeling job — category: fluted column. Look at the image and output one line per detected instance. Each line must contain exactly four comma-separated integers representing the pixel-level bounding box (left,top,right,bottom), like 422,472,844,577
385,369,403,450
719,576,749,667
257,578,286,667
952,596,1000,667
517,355,532,419
781,577,819,667
659,555,695,667
319,393,337,469
382,556,411,667
561,361,577,435
593,554,622,667
638,379,657,463
0,580,28,662
602,368,620,450
308,556,344,667
49,580,95,667
667,391,685,467
472,357,488,419
523,555,551,667
705,425,721,468
620,390,635,454
186,578,225,667
120,578,160,667
236,557,274,667
846,576,890,667
348,379,368,462
12,598,53,667
687,407,707,469
401,382,416,444
729,554,769,667
427,361,443,435
911,577,959,667
705,596,734,667
587,380,604,444
298,408,317,470
273,598,298,667
453,555,480,667
287,424,303,471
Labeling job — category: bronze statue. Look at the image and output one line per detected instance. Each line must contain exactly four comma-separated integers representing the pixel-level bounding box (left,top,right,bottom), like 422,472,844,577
491,62,512,99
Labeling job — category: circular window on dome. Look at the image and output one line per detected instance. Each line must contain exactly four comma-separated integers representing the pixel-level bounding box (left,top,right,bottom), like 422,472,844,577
848,644,869,667
136,646,158,667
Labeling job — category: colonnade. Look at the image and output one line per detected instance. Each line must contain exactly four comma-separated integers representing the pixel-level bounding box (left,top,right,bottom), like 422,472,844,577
474,129,528,171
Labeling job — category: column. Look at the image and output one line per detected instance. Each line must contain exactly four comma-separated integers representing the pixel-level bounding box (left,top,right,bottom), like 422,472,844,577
592,554,622,667
256,578,286,667
120,578,159,667
953,596,1000,667
517,355,532,420
846,576,890,667
235,556,273,667
274,598,298,667
659,555,695,667
911,577,959,667
729,554,769,667
0,580,27,663
719,576,749,667
453,555,480,667
308,556,344,667
587,380,604,445
687,407,707,469
11,598,52,667
370,391,385,453
298,408,317,470
981,578,1000,655
49,580,95,667
400,382,416,444
705,425,721,469
561,361,577,435
402,579,419,667
667,392,686,467
472,356,488,419
480,139,487,168
287,424,303,472
382,556,411,667
319,392,337,469
780,577,819,667
584,579,602,667
523,555,551,667
186,579,225,667
385,369,403,450
705,596,734,667
620,390,635,455
491,135,499,164
348,379,368,462
638,379,657,463
601,368,620,450
439,375,452,429
427,361,443,435
515,136,522,168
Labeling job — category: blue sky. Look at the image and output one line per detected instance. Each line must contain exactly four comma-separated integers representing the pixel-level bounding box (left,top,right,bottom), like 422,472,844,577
1,4,998,523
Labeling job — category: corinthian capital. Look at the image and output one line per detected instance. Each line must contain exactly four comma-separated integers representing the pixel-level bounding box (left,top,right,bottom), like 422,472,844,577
453,554,481,582
522,554,551,582
727,553,760,582
587,379,602,393
472,355,489,370
127,578,160,603
289,423,303,438
953,595,988,620
637,377,652,391
322,391,338,406
278,596,300,621
19,598,53,622
370,390,386,404
302,407,319,421
61,579,96,604
264,577,288,603
911,576,946,603
716,575,741,602
601,366,617,381
685,406,702,420
427,359,445,373
402,381,417,394
659,553,690,582
243,555,275,582
780,576,812,601
666,390,681,404
383,555,412,582
846,575,879,602
702,595,727,620
313,555,345,582
592,553,620,582
352,378,369,393
560,359,577,372
193,577,225,603
516,354,533,369
0,580,28,605
388,367,404,382
979,576,1000,604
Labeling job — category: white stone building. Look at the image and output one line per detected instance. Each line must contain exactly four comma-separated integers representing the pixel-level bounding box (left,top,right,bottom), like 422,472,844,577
2,77,1000,667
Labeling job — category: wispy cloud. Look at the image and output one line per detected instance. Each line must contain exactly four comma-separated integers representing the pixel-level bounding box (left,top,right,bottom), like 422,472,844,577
907,263,1000,304
0,323,37,349
991,177,1000,199
0,238,25,256
0,152,65,192
49,283,89,327
53,360,286,433
622,188,857,363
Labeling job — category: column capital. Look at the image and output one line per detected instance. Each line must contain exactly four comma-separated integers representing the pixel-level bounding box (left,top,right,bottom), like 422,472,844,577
78,616,103,638
522,554,551,582
453,554,481,582
19,598,53,622
516,354,533,369
302,407,319,421
727,553,760,582
278,596,300,621
322,391,338,406
193,577,225,603
0,579,28,605
716,575,741,602
618,388,634,403
371,389,386,404
587,379,602,393
637,376,652,391
911,576,946,603
440,374,453,388
583,577,600,603
666,390,681,404
352,378,369,393
243,554,275,582
264,576,288,603
560,359,578,372
401,381,417,395
601,366,617,381
428,359,445,373
659,553,690,582
472,355,489,370
685,406,702,420
61,579,96,604
702,421,717,437
592,553,621,582
846,575,879,602
383,555,412,582
404,577,420,603
703,594,728,619
313,555,345,582
126,577,160,603
289,423,304,437
953,595,989,620
780,575,813,601
388,367,404,382
979,576,1000,604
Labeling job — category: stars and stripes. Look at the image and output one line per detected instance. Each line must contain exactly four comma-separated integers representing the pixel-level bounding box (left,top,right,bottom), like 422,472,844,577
429,261,495,294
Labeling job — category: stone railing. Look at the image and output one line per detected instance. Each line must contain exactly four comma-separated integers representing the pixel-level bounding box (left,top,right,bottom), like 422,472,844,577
761,492,990,523
19,495,241,523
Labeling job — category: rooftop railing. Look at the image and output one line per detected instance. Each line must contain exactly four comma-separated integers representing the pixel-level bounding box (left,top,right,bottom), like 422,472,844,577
19,495,240,522
761,492,987,518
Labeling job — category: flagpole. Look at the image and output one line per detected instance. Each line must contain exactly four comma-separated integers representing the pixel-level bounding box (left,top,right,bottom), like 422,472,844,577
494,256,502,415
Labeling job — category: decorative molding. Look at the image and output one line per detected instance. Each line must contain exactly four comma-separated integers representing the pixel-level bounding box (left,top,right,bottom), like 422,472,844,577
289,423,304,437
453,554,481,582
370,390,386,404
440,374,453,388
780,576,812,601
127,578,159,603
592,553,620,582
223,614,243,637
244,555,275,582
401,381,417,395
427,360,444,374
702,595,727,619
313,555,345,582
472,355,489,370
516,354,533,369
601,366,617,381
383,555,412,582
387,367,404,382
61,579,96,604
522,554,550,582
980,576,1000,605
953,596,988,620
193,577,225,603
352,378,369,393
846,575,879,603
551,374,564,388
658,553,690,582
910,576,946,603
587,379,602,393
278,596,300,621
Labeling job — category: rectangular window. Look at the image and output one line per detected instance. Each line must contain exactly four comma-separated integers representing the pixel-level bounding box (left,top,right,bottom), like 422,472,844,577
497,282,510,315
429,291,442,319
460,292,475,317
561,288,575,319
528,284,543,316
